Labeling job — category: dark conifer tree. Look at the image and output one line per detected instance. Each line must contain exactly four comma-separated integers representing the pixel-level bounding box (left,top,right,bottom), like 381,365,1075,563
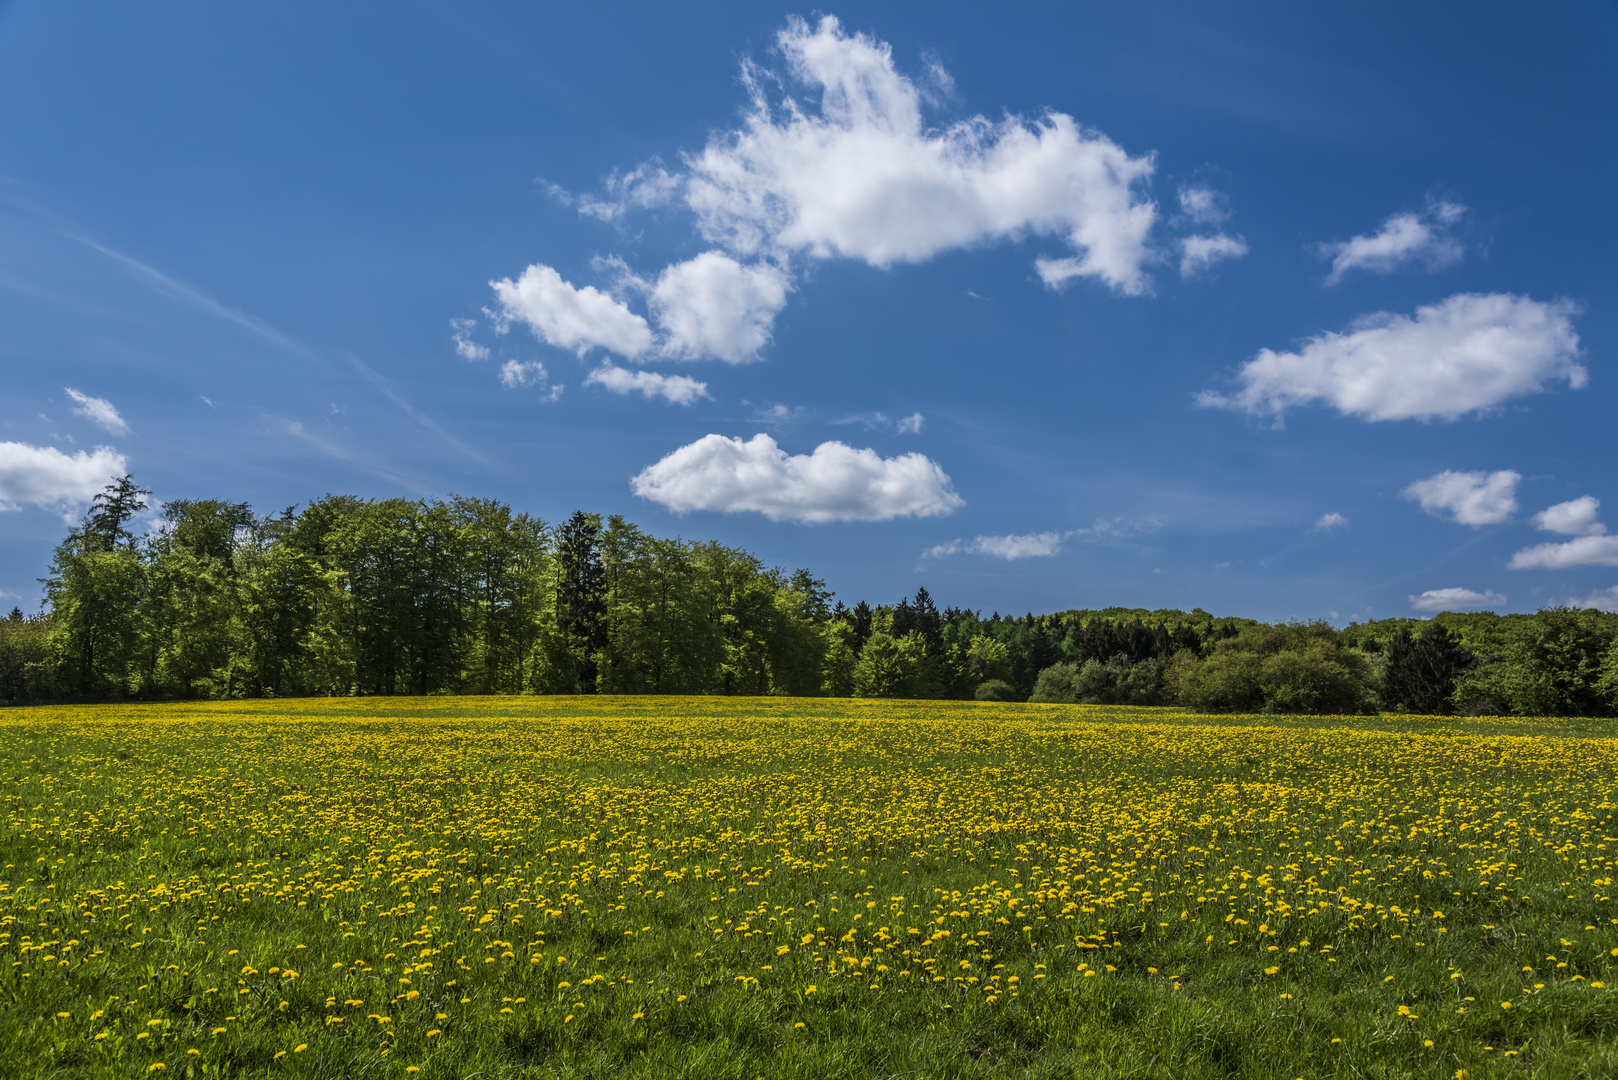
912,586,943,651
1027,619,1059,677
556,511,607,693
891,597,916,639
1076,618,1118,664
1170,623,1203,655
1384,624,1474,714
849,601,873,652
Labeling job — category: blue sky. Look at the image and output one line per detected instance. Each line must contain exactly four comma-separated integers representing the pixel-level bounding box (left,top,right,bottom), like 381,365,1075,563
2,1,1615,621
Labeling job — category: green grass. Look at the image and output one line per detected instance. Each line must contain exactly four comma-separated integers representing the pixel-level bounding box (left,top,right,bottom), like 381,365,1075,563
1,695,1616,1079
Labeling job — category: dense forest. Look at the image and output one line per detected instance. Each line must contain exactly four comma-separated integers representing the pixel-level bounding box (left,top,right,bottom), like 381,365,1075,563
3,477,1617,715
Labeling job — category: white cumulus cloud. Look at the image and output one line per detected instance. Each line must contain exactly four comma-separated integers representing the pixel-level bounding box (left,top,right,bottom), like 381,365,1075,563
1178,185,1229,225
450,318,489,361
1313,512,1348,532
1402,469,1520,526
499,359,549,389
1532,496,1605,537
1198,293,1584,422
1179,234,1248,277
64,388,130,435
1321,200,1466,285
681,15,1158,293
1565,586,1618,612
497,15,1169,374
631,432,963,523
1509,498,1618,569
487,264,653,358
1507,535,1618,571
896,412,925,435
1408,587,1505,613
584,363,710,406
649,252,790,364
0,441,128,511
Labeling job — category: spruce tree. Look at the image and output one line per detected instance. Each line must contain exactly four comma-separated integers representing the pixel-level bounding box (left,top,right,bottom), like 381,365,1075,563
849,601,873,652
1384,624,1473,714
912,586,943,652
556,511,606,693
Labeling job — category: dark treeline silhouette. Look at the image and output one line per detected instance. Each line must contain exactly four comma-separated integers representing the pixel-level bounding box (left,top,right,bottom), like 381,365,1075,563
3,477,1616,715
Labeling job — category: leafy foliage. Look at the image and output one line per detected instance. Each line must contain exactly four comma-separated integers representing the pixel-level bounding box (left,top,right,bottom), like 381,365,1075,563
12,476,1618,715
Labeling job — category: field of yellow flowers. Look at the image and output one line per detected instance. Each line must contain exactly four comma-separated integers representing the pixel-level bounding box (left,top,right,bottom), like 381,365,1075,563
1,697,1615,1079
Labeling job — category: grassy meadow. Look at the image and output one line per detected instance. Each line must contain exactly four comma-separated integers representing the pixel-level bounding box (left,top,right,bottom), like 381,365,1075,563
1,697,1616,1079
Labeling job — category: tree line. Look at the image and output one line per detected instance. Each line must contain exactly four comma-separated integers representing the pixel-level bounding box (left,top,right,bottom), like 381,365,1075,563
3,476,1616,715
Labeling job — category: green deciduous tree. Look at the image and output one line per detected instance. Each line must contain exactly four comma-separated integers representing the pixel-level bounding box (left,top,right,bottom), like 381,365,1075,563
1455,608,1614,716
853,631,926,698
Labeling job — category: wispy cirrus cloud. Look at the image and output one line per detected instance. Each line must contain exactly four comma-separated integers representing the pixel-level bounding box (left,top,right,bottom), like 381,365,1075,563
924,517,1157,561
924,531,1066,561
64,388,130,435
1320,200,1466,285
830,411,925,434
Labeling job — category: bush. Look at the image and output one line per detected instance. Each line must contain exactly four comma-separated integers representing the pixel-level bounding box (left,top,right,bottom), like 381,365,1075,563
1166,621,1372,714
1029,662,1080,703
1080,656,1165,706
974,679,1017,702
1167,647,1264,712
1260,641,1371,715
